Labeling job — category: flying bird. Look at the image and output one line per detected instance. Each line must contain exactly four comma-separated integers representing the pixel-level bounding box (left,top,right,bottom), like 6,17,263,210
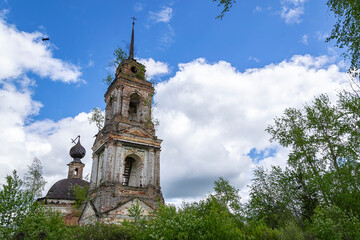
42,37,50,41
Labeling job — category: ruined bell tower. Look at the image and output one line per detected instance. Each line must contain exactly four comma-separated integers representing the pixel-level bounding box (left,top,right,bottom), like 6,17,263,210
79,19,163,224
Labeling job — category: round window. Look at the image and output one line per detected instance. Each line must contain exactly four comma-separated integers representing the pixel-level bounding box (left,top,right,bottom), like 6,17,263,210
131,66,137,73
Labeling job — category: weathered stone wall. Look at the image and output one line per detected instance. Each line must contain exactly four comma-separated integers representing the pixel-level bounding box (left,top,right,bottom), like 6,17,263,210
90,143,160,190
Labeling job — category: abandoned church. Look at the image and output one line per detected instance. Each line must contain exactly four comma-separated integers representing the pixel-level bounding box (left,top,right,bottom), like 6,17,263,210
40,20,164,225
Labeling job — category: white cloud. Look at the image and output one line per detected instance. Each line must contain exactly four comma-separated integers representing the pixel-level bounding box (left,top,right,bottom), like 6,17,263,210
0,16,92,194
316,31,329,41
154,55,345,202
280,0,306,24
159,24,175,46
138,58,170,79
0,17,82,83
0,9,9,18
301,34,308,45
0,81,98,193
86,59,94,67
134,2,144,12
149,7,173,23
254,6,263,12
248,56,260,62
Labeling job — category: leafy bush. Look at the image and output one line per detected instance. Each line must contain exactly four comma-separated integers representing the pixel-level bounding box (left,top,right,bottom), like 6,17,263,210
311,205,360,240
12,203,69,240
70,222,139,240
278,221,307,240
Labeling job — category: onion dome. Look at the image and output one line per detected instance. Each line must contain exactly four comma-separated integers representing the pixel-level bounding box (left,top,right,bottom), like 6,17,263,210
69,136,86,162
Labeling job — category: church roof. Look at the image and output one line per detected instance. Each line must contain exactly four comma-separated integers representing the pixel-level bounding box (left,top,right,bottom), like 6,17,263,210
42,135,89,201
45,178,89,200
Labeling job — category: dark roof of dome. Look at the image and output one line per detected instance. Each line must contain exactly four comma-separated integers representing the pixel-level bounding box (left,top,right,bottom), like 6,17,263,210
45,178,89,200
69,139,86,162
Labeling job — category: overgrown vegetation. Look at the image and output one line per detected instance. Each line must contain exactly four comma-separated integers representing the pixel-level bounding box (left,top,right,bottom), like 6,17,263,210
103,46,128,86
3,101,360,239
72,184,89,209
88,107,105,130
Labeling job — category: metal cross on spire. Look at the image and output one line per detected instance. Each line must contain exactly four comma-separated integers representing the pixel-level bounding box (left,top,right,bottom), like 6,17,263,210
71,135,80,144
129,17,137,59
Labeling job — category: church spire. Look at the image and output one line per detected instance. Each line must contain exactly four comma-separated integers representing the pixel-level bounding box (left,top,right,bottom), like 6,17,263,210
129,17,136,59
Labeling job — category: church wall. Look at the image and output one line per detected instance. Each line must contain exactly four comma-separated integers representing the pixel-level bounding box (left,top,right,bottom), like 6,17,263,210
104,82,152,125
90,154,98,190
91,143,160,188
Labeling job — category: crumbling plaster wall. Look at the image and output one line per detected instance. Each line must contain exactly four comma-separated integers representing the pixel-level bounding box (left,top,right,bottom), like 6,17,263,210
90,143,160,190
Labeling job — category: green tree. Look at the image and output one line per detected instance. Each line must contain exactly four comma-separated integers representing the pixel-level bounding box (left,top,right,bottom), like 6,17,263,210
23,157,46,199
0,171,33,239
326,0,360,76
72,184,89,209
247,165,315,228
311,205,360,240
139,177,246,239
213,177,243,216
0,162,66,239
88,107,105,130
12,203,69,240
128,199,144,224
266,93,360,214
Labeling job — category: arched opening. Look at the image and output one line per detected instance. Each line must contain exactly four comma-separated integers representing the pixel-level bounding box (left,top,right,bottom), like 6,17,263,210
122,155,142,187
129,93,141,122
123,157,135,186
74,168,79,176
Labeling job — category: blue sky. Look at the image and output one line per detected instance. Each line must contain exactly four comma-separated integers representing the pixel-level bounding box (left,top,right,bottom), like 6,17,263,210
0,0,349,204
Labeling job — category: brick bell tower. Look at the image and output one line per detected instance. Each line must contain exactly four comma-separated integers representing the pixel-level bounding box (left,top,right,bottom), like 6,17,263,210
79,19,163,225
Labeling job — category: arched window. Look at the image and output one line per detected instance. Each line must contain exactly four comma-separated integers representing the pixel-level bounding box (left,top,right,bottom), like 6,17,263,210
74,168,79,176
129,93,140,122
123,157,135,186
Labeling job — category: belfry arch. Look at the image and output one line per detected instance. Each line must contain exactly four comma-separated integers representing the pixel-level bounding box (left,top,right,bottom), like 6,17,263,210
128,93,141,122
123,154,143,187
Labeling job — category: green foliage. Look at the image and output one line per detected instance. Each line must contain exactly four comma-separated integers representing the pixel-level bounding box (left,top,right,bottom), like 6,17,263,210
213,0,236,19
103,46,128,86
102,73,113,86
244,220,280,240
0,170,33,239
0,167,65,240
266,92,360,215
213,177,242,216
13,203,69,240
247,90,360,236
135,64,146,80
137,177,246,239
72,184,89,209
327,0,360,75
311,205,360,240
88,107,105,130
128,199,144,224
144,93,160,130
24,157,46,199
247,166,300,228
70,221,139,240
278,220,309,240
112,46,128,67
